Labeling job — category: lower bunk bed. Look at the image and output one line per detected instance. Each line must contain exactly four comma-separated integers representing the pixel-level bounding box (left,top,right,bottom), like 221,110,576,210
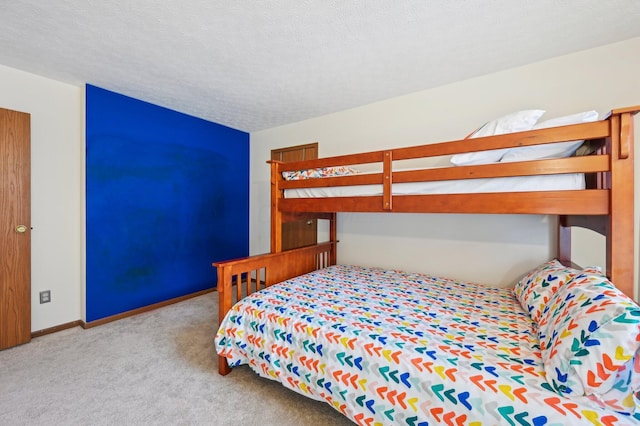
213,105,640,424
215,250,640,424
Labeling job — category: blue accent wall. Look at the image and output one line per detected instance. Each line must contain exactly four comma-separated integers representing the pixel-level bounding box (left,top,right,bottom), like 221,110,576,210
85,84,249,322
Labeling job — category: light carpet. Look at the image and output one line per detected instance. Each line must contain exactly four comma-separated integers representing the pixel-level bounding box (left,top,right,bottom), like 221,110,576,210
0,292,353,425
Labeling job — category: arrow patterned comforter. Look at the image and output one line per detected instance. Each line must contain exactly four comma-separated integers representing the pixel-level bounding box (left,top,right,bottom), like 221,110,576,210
215,264,639,425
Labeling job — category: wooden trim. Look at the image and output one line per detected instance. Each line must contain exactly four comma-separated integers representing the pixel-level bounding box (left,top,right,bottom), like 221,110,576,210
561,214,607,236
277,121,610,170
557,217,571,267
271,142,318,158
32,289,216,336
610,106,640,115
82,288,215,329
270,160,283,252
383,151,392,210
31,320,83,338
281,211,335,222
279,156,609,190
397,155,609,182
279,190,609,215
329,213,337,265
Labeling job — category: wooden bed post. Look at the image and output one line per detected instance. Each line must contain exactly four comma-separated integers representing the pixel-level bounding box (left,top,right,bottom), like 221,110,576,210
557,216,571,266
329,212,337,265
558,108,637,300
269,160,283,253
608,109,636,299
216,262,233,375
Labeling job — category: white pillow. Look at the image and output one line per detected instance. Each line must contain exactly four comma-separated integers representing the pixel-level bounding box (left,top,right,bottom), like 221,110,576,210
500,110,599,163
450,109,545,166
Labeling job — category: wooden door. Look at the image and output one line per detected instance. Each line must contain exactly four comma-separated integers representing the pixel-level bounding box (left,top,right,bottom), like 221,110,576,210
0,107,31,350
271,143,318,250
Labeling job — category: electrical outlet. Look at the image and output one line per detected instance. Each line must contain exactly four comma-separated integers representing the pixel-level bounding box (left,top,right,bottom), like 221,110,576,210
39,290,51,304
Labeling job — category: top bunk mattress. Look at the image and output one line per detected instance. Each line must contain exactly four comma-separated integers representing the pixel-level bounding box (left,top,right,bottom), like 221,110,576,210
284,173,585,198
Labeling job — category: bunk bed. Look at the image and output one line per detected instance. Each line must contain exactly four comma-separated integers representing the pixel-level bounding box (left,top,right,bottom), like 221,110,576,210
214,106,640,425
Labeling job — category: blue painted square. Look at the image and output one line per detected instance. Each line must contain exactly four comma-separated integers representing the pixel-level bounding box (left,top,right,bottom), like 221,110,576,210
86,85,249,321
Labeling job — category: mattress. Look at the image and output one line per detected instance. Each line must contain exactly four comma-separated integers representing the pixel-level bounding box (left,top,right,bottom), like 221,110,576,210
284,173,585,198
216,264,633,424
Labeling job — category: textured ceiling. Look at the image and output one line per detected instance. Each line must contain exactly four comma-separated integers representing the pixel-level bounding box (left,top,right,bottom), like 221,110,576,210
1,1,639,132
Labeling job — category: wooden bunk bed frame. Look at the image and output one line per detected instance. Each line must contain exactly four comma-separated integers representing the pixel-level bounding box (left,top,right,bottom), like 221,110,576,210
214,106,638,376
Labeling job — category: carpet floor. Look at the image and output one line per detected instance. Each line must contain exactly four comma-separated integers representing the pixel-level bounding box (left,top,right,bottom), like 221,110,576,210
0,292,353,425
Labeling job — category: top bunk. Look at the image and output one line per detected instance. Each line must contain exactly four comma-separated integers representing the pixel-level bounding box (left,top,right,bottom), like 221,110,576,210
267,106,639,297
270,106,638,217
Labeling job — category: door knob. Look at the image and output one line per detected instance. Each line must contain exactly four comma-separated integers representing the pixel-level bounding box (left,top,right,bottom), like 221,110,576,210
306,220,313,225
15,225,28,233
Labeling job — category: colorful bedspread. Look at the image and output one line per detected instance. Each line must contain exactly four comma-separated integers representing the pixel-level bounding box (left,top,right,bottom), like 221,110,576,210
215,265,636,425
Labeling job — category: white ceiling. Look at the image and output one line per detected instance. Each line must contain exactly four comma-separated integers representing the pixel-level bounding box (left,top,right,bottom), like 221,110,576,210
1,1,639,132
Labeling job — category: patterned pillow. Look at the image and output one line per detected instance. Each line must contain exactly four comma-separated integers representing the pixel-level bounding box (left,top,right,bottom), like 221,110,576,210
513,259,582,322
538,272,640,412
282,166,359,181
589,351,640,413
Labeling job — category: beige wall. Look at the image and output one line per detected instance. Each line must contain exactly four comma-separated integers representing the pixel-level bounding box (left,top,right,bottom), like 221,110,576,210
0,64,84,331
251,37,640,293
1,37,639,333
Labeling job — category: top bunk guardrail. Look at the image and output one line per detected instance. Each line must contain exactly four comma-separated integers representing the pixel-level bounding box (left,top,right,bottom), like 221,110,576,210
269,106,639,216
